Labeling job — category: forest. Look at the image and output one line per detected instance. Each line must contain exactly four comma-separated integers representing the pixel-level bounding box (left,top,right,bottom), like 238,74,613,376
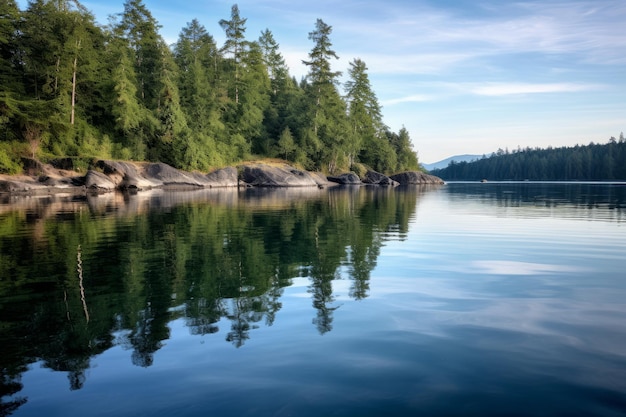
0,0,419,175
430,136,626,181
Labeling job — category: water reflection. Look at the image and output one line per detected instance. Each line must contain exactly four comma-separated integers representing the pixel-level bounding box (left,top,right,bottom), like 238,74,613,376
0,186,430,407
2,182,625,416
445,181,626,221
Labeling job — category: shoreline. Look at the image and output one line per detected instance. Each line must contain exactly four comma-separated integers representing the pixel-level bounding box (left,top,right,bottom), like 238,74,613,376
0,159,445,198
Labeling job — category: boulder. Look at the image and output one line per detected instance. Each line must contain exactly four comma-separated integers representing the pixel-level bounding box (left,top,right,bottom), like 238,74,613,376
204,166,239,187
240,163,321,187
95,160,159,190
389,171,445,185
84,170,116,192
362,170,399,186
144,162,203,187
327,172,362,185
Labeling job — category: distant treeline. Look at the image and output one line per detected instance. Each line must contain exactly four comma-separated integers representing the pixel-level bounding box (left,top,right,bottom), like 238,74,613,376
0,0,419,174
430,135,626,181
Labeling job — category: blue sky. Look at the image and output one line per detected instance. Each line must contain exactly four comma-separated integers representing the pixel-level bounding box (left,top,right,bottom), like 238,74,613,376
17,0,626,163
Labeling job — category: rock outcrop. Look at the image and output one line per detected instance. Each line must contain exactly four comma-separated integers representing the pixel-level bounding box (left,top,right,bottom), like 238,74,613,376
240,163,328,187
94,160,239,190
362,170,399,186
204,166,239,187
84,170,116,192
0,159,444,196
390,171,445,185
327,172,362,185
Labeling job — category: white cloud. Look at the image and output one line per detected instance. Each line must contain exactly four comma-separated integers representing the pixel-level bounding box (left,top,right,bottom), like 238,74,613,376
467,82,604,96
382,94,434,106
326,0,626,74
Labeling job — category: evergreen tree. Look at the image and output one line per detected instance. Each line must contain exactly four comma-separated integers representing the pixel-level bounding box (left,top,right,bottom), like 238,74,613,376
238,41,271,155
0,0,21,95
154,44,189,167
344,58,385,168
276,126,296,160
107,16,152,160
302,19,349,172
19,0,105,156
174,19,224,169
0,0,24,151
258,29,291,154
219,4,247,105
105,26,150,160
392,127,419,171
118,0,163,111
258,29,288,95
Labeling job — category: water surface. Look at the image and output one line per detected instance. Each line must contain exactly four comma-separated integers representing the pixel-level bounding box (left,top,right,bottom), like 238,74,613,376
1,182,625,416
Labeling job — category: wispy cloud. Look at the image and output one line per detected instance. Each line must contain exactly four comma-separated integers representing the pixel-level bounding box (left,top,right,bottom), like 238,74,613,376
467,82,604,96
382,94,434,106
317,0,626,74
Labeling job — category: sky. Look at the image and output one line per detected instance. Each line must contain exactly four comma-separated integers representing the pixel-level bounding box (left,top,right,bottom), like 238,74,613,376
17,0,626,163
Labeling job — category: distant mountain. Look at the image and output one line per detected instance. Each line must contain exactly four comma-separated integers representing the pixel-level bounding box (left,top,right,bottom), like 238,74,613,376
423,154,482,171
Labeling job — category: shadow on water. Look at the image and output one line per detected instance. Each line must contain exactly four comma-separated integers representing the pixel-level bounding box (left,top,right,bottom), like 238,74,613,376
0,185,437,412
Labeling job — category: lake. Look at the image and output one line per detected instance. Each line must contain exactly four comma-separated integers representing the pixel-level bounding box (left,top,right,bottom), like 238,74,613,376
1,182,625,417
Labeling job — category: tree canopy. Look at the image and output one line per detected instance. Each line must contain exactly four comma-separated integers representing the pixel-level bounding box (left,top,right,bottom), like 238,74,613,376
0,0,420,175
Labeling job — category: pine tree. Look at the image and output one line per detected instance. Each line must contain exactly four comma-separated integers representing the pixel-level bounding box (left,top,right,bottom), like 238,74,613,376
154,44,189,167
258,29,292,155
344,58,385,168
277,126,296,160
19,0,105,155
238,41,270,155
107,20,152,160
118,0,163,111
174,19,224,169
219,4,247,105
0,0,21,95
302,19,349,172
392,127,419,171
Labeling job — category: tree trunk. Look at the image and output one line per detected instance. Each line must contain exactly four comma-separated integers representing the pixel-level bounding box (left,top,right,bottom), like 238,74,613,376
71,56,77,125
70,39,81,125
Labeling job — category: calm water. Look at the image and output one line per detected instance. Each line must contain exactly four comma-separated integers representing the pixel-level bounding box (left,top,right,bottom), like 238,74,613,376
1,182,625,417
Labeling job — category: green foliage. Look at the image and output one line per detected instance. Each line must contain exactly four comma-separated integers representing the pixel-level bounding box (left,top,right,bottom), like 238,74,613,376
1,1,421,173
431,137,626,181
0,141,25,174
276,127,296,160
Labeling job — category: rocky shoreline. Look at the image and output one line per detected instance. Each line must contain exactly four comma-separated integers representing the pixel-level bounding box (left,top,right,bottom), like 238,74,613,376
0,158,444,196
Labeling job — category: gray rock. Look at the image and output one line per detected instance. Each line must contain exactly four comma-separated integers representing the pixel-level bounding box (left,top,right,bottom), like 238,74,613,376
389,171,445,185
240,164,321,187
204,166,239,187
84,170,116,192
327,172,362,185
144,162,203,187
95,160,159,190
362,170,399,186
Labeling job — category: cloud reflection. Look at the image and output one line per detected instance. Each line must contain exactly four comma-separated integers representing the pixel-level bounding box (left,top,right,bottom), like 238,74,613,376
469,260,586,275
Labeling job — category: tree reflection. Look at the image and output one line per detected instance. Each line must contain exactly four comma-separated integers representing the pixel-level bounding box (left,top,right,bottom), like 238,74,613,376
0,185,427,409
0,371,27,417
